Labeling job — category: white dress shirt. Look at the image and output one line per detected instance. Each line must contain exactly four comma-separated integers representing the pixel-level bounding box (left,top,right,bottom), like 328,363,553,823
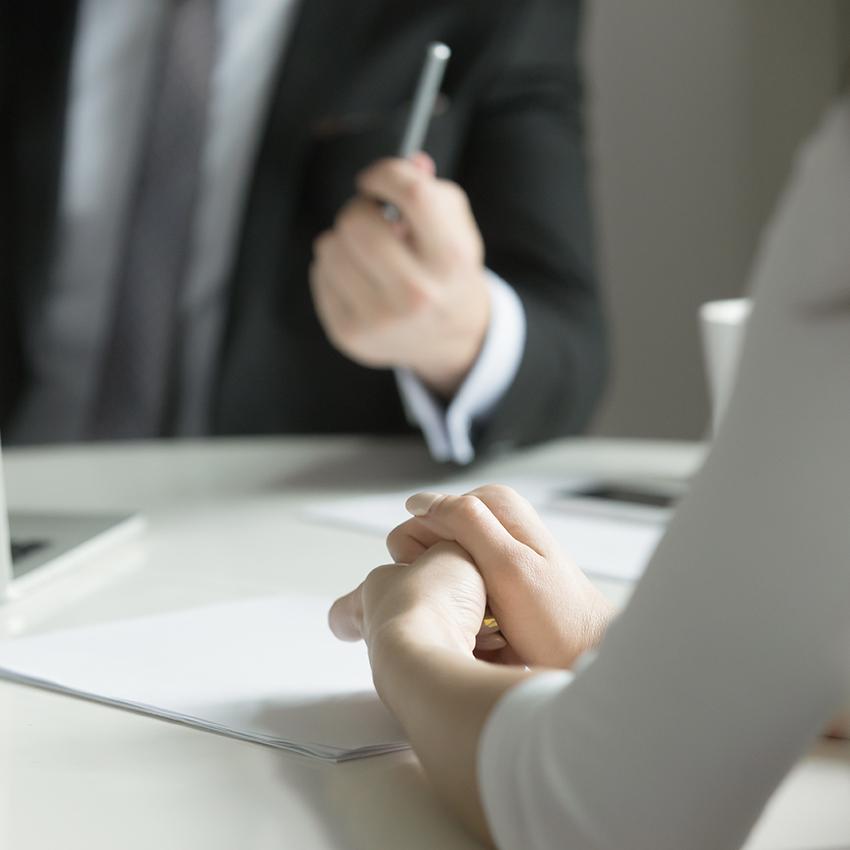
479,98,850,849
9,0,525,462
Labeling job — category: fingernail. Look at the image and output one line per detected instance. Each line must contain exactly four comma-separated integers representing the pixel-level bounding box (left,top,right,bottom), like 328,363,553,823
405,492,442,517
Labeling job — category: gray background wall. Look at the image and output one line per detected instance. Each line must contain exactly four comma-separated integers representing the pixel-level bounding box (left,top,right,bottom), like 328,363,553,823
583,1,848,439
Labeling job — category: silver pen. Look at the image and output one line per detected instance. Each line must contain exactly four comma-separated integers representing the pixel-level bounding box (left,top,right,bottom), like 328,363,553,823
384,41,452,221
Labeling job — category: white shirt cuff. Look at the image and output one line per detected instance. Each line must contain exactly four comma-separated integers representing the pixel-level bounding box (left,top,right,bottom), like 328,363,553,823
395,271,527,464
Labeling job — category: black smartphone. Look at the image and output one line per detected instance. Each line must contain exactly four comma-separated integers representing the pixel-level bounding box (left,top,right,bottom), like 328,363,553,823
572,484,677,510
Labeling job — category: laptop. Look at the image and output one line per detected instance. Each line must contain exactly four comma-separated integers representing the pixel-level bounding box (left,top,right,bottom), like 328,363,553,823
0,439,144,601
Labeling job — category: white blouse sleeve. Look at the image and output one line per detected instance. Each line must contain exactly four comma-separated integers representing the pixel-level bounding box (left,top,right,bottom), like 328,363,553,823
478,98,850,850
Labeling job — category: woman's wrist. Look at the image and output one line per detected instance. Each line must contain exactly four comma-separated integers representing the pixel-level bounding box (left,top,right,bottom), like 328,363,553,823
581,592,617,655
369,611,471,663
368,611,474,708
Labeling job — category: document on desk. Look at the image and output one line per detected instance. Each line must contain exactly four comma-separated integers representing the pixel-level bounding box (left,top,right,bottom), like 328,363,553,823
305,477,668,584
0,595,408,762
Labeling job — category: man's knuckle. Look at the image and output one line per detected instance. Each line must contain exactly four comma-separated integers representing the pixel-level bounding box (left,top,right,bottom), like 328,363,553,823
338,210,362,243
333,199,356,228
371,304,397,330
445,180,467,204
313,232,333,258
406,288,428,315
370,158,396,178
402,175,430,208
444,238,472,267
400,277,429,310
327,308,354,338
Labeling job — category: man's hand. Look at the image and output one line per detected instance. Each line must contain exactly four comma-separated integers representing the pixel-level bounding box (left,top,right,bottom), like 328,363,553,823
309,155,491,398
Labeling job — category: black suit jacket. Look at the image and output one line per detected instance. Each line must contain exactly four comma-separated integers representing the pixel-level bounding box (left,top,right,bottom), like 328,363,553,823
0,0,607,457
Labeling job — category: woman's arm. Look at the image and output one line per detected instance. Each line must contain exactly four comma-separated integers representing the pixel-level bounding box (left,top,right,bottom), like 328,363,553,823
330,488,614,843
369,619,531,843
329,540,536,843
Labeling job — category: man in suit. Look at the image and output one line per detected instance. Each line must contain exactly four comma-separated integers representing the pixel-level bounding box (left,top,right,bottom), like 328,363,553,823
0,0,606,464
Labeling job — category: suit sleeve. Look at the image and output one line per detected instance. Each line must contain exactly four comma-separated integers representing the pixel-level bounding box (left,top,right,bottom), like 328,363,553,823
458,0,607,455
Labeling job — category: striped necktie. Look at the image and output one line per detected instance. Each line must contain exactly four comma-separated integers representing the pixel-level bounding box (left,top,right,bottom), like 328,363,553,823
89,0,216,439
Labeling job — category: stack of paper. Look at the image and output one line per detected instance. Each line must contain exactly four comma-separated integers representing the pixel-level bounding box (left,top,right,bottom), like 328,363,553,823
0,596,408,762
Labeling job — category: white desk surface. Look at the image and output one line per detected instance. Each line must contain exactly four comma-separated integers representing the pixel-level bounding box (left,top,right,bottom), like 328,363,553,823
1,436,847,850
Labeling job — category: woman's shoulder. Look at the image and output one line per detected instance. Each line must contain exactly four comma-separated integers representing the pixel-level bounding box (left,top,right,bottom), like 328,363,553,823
795,95,850,181
749,95,850,312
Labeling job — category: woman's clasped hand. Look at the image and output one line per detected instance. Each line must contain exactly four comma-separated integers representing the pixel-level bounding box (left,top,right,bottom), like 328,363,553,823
329,485,615,673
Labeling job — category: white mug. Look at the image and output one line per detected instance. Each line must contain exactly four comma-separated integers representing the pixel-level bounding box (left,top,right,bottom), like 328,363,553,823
699,298,752,433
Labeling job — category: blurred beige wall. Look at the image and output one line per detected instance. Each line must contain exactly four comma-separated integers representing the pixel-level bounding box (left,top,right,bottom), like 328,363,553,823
584,1,846,439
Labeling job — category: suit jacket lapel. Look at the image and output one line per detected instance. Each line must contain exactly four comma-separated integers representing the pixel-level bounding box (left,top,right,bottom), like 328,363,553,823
263,0,384,162
226,1,383,318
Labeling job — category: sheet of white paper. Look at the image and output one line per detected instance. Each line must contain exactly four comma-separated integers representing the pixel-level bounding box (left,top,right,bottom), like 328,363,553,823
0,596,407,761
303,476,587,540
535,508,664,583
304,477,667,584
